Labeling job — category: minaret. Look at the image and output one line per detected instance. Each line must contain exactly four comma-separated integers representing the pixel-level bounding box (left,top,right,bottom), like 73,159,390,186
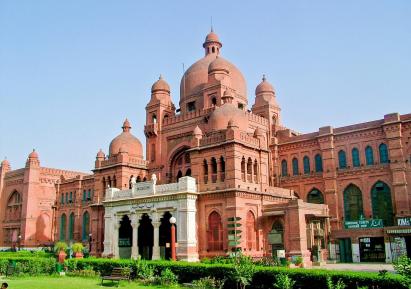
145,76,175,181
0,158,11,194
203,28,222,56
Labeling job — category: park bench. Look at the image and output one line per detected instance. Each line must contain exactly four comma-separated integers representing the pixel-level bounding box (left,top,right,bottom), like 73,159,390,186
101,267,132,287
5,264,14,277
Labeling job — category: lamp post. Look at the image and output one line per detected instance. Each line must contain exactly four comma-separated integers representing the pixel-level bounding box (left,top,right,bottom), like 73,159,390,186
169,217,176,261
17,235,21,251
88,233,92,255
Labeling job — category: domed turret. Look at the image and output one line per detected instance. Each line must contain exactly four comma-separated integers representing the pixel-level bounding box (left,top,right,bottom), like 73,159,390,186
96,149,105,160
28,149,39,159
1,158,10,170
109,119,143,158
209,102,249,131
254,75,278,107
151,75,170,94
179,30,247,113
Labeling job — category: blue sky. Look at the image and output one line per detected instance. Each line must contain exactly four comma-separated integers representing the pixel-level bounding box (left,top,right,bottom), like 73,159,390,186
0,1,410,172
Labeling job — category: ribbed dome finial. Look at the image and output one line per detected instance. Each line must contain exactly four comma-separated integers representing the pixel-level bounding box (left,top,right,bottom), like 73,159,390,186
122,118,131,132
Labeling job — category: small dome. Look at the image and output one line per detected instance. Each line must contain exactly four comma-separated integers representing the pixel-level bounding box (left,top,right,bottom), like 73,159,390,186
28,149,39,159
151,75,170,93
209,103,249,131
204,31,220,44
208,56,230,74
1,158,10,167
255,75,275,95
96,149,105,158
109,119,143,158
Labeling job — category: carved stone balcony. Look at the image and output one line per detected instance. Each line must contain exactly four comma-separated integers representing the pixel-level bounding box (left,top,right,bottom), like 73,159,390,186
144,123,158,137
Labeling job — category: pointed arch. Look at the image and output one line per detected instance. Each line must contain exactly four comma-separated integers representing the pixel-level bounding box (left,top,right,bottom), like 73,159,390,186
371,181,393,226
352,148,360,167
69,212,75,240
338,150,347,169
303,156,310,174
220,156,226,182
207,211,223,251
292,158,299,175
203,159,208,184
307,188,324,204
253,159,258,183
343,184,364,221
241,157,246,181
82,211,90,241
281,159,288,177
315,154,323,172
60,214,67,241
246,211,257,251
247,157,253,182
379,143,389,163
365,146,374,165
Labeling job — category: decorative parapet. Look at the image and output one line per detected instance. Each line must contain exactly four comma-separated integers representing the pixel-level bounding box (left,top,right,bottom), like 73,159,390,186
104,176,197,202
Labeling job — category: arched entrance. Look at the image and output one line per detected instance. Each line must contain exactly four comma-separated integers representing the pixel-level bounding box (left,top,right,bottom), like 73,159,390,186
169,147,191,182
268,220,284,259
159,211,177,260
371,181,394,226
138,214,154,260
118,215,132,259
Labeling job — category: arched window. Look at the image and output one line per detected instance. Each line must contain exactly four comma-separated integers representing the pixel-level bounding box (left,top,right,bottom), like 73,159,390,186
338,150,347,169
185,168,191,176
87,190,91,201
82,190,86,202
307,188,324,204
303,156,310,174
371,181,393,226
176,170,183,181
220,157,226,182
253,160,258,183
343,185,364,221
281,160,288,177
152,114,157,124
113,176,117,188
184,153,190,164
151,143,156,162
60,214,67,241
61,193,64,204
365,146,374,165
247,158,252,182
203,159,208,184
163,114,169,123
211,157,217,183
292,158,299,176
241,157,246,181
69,192,73,203
379,143,389,164
69,213,75,240
352,148,360,167
82,211,90,241
315,154,323,172
136,176,141,182
6,191,22,222
246,211,257,251
207,211,223,251
102,177,106,189
211,97,217,106
65,193,68,204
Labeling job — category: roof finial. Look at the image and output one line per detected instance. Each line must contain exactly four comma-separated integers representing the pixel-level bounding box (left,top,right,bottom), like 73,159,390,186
262,74,266,82
159,74,163,80
210,16,213,32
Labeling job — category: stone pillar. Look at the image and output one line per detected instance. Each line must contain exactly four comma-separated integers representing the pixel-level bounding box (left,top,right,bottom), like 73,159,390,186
152,221,161,260
102,209,113,257
131,214,140,259
176,195,199,261
113,218,120,258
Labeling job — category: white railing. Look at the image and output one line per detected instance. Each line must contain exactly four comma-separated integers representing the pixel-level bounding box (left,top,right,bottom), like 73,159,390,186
105,176,197,201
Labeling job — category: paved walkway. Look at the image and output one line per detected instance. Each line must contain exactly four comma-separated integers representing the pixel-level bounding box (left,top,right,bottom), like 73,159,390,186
312,263,395,273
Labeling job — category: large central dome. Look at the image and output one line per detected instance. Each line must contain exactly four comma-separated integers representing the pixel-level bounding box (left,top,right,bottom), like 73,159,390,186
179,31,247,109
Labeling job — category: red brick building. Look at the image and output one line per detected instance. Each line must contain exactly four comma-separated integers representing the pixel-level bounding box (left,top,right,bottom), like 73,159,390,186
1,30,410,264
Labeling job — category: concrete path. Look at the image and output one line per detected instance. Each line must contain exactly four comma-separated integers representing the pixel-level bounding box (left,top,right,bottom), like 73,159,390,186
312,263,395,273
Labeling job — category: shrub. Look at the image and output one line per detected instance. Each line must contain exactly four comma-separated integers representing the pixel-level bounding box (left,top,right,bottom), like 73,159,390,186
72,243,84,253
293,256,303,266
54,241,68,253
0,257,56,275
193,277,225,289
133,258,155,281
394,255,411,279
326,276,346,289
274,274,296,289
156,268,178,286
64,258,408,289
229,255,256,289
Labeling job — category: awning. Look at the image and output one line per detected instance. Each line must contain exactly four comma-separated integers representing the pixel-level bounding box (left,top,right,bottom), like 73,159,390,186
386,228,411,234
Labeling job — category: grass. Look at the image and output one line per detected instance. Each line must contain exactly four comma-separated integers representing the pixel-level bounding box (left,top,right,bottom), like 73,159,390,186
0,275,179,289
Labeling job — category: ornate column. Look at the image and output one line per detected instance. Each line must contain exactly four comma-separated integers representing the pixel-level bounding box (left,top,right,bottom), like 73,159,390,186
152,220,161,260
131,213,140,259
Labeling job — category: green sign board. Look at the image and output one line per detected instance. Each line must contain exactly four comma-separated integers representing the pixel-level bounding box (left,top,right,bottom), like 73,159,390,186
228,217,242,222
227,223,241,228
228,230,242,235
228,241,241,246
228,235,241,241
344,219,383,229
397,217,411,226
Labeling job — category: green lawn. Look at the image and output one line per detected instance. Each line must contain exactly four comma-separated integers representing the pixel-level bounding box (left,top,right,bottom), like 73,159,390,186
0,276,178,289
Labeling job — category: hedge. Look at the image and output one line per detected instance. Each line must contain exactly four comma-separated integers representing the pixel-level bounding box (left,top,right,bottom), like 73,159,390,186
0,257,57,275
65,258,408,289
